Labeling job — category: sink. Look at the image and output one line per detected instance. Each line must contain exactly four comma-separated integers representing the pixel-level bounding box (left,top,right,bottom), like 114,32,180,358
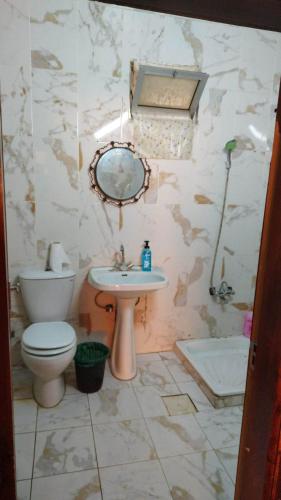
88,266,168,298
88,266,168,380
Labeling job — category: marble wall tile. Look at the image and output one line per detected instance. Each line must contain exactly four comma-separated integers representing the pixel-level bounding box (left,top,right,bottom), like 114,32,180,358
78,72,128,141
0,64,32,136
5,200,36,282
121,8,169,70
35,198,79,273
79,1,124,78
234,90,273,153
32,69,77,139
3,135,34,205
33,134,79,205
239,29,280,93
0,0,30,68
31,0,78,73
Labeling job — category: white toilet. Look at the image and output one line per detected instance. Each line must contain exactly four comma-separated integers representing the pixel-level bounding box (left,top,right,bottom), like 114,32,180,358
19,269,77,408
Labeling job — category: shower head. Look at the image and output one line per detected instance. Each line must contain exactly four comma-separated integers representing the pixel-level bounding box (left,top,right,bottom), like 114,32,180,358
225,139,237,152
224,139,237,168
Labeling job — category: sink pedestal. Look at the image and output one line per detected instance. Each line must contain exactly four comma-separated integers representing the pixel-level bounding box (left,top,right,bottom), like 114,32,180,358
110,297,137,380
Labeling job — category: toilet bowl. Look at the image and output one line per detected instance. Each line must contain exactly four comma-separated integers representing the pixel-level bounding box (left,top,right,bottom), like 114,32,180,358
19,270,77,408
21,322,76,407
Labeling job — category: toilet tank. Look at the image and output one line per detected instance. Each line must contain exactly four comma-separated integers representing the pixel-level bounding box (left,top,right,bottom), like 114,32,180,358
19,270,76,323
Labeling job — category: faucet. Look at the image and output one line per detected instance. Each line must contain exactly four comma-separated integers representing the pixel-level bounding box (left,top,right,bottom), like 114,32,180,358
113,244,134,271
120,244,125,267
210,280,235,303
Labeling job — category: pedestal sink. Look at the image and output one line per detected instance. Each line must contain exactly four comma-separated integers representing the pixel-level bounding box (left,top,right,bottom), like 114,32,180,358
88,266,168,380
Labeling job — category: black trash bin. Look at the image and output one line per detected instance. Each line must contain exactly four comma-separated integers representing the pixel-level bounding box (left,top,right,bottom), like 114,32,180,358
74,342,110,393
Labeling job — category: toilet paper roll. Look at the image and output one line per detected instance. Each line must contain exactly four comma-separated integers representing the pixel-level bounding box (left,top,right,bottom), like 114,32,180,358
48,242,71,273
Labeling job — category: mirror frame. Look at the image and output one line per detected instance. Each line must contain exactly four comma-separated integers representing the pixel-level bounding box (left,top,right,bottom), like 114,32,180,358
89,141,151,207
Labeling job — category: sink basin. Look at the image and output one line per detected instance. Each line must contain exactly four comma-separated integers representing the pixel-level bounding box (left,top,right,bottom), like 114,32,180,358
88,266,168,298
88,265,169,380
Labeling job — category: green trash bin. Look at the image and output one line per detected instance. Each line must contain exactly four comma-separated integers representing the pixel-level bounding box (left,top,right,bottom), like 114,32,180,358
74,342,110,393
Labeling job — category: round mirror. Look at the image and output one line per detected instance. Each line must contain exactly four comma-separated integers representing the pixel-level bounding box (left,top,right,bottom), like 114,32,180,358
89,142,151,206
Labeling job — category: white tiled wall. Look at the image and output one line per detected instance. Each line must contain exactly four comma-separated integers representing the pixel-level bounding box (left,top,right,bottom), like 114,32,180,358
1,0,280,361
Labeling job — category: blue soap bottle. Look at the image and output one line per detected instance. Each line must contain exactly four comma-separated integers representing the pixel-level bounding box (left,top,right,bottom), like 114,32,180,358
141,240,152,272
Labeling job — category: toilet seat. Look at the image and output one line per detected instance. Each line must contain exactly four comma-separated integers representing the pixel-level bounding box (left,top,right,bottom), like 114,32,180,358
22,321,76,357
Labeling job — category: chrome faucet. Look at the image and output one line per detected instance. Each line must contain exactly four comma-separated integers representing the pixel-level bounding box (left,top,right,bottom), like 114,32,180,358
120,244,125,267
209,280,235,303
113,244,133,271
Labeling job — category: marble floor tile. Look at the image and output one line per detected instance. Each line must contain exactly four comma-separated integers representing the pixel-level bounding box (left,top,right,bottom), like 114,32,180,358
132,360,174,387
215,446,239,483
33,426,97,477
102,375,132,390
162,394,197,416
137,353,162,364
177,381,213,412
161,451,235,500
15,433,35,480
89,386,142,424
159,351,179,361
146,414,211,458
195,407,242,449
37,394,91,431
99,460,172,500
17,480,31,500
164,358,193,383
14,399,37,434
13,367,33,399
93,419,157,467
31,469,102,500
134,384,180,417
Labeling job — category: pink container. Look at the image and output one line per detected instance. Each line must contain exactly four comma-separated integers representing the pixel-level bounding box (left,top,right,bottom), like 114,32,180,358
243,311,253,338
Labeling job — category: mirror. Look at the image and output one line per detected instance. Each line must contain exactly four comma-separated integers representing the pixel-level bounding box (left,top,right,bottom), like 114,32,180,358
89,141,151,206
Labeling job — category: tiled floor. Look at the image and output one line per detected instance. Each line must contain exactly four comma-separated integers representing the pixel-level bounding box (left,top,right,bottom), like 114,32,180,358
13,352,242,499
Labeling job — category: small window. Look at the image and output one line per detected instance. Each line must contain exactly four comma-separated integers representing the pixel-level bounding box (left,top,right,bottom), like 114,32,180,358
131,63,209,119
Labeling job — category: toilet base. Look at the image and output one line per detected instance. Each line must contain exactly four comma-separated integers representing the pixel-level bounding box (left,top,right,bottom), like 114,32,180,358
33,375,65,408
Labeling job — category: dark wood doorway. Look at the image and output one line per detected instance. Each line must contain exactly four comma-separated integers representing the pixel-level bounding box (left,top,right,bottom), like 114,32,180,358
235,82,281,500
0,100,16,497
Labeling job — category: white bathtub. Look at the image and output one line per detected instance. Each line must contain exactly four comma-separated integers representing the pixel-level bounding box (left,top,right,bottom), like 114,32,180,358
176,336,250,406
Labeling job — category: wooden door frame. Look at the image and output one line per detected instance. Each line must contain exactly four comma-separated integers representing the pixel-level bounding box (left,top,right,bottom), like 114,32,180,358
235,80,281,500
0,99,16,497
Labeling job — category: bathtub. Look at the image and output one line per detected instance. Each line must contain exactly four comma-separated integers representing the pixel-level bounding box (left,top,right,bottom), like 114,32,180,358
175,336,250,408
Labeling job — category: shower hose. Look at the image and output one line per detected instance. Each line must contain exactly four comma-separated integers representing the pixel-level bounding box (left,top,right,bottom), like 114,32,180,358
209,165,231,290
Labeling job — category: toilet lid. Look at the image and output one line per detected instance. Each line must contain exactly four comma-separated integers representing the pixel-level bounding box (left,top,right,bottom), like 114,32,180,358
22,322,76,350
22,338,76,357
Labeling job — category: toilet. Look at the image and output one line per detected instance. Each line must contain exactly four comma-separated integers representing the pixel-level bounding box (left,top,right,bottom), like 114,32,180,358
19,269,77,408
